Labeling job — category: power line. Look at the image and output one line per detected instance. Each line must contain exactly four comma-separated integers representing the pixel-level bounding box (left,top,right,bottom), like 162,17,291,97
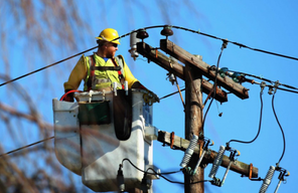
121,158,212,185
227,84,264,145
202,40,227,131
159,88,186,100
170,25,298,61
215,68,298,94
1,25,298,88
0,136,54,158
272,93,286,165
0,46,98,87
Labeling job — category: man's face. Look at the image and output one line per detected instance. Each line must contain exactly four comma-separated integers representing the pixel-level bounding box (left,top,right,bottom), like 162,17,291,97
105,42,118,58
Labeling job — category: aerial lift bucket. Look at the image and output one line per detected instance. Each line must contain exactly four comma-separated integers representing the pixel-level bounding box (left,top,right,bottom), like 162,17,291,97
53,89,158,192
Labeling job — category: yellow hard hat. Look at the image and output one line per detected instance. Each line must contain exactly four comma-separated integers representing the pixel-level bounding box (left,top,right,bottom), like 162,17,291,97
96,28,120,45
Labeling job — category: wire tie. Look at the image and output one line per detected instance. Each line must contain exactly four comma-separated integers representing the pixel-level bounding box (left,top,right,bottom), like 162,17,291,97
274,80,280,94
249,163,253,179
170,132,175,149
221,39,228,50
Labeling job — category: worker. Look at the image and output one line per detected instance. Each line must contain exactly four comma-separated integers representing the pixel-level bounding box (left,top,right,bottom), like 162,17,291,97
63,28,156,102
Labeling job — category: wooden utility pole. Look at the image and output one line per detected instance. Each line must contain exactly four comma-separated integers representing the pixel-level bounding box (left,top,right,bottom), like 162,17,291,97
137,39,252,193
184,63,204,192
159,39,248,192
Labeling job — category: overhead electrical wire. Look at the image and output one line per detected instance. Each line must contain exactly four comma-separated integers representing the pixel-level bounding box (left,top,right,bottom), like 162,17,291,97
202,40,227,130
226,81,286,165
227,69,298,94
0,46,98,87
1,25,298,88
0,136,54,158
271,92,286,164
159,87,186,101
121,158,211,185
160,70,297,106
147,167,211,185
206,66,298,94
122,158,182,176
0,25,293,186
169,25,298,61
227,84,264,145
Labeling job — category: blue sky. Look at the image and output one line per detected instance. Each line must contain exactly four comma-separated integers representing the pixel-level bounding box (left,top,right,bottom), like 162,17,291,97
1,0,298,193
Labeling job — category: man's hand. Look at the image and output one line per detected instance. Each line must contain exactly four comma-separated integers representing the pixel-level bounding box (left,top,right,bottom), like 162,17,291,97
62,90,75,102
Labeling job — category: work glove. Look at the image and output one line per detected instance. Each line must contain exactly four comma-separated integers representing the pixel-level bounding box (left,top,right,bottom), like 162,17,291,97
62,90,75,102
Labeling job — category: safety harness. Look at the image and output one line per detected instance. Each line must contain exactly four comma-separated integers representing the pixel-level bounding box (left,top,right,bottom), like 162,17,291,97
86,54,125,91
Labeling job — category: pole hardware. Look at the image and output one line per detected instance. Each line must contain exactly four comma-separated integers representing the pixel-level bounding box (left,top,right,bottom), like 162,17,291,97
209,145,240,187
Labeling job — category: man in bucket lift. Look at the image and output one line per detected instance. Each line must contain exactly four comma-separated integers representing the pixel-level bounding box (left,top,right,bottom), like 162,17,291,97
63,28,155,102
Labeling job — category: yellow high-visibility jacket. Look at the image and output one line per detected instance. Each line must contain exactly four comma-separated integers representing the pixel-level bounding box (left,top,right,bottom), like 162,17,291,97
64,53,138,91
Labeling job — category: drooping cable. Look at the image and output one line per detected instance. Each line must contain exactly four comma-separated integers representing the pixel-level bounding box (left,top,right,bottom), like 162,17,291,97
202,40,227,130
122,158,181,176
146,168,184,185
271,93,286,164
122,158,211,185
122,158,184,185
228,83,264,145
0,136,54,158
148,167,211,185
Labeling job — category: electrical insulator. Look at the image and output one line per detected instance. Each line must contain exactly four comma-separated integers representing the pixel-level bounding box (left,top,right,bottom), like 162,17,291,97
219,67,229,78
209,145,225,179
161,25,174,39
259,165,275,193
136,29,149,41
231,72,241,83
129,31,140,60
167,73,176,85
180,134,198,168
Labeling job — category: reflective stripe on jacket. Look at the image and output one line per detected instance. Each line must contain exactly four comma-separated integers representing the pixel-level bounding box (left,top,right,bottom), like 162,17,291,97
84,54,124,91
63,53,138,92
